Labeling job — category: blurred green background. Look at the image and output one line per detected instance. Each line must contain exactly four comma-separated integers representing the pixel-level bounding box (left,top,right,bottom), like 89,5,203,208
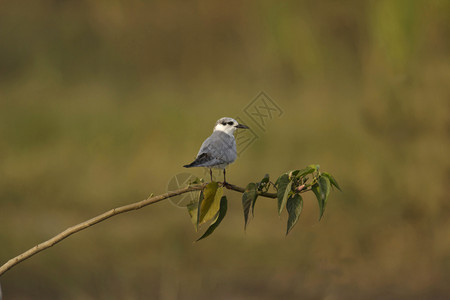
1,0,449,299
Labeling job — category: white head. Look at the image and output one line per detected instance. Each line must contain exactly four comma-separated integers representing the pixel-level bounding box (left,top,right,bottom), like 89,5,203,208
213,117,249,135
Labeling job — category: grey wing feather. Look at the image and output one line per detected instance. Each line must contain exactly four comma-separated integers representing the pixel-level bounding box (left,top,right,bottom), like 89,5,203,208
184,131,237,168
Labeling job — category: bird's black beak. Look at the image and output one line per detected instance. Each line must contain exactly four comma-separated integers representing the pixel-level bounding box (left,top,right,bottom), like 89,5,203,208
235,123,249,129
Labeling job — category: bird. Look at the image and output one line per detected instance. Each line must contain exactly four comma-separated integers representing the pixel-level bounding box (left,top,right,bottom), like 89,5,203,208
184,117,249,183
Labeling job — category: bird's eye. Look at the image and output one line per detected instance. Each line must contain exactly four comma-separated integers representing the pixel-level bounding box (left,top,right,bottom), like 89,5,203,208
227,122,234,125
221,122,226,125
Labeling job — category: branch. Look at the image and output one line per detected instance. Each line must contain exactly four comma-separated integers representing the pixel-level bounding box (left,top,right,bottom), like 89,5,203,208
223,182,278,198
0,182,275,277
224,182,311,197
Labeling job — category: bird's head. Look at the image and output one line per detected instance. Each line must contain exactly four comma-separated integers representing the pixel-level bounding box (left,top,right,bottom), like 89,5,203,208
213,117,249,135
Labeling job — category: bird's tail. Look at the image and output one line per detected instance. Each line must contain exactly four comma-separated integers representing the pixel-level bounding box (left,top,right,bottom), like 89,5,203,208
183,153,210,168
183,160,202,168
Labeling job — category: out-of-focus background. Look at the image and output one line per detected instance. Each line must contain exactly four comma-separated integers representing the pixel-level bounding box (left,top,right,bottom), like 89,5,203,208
1,0,449,299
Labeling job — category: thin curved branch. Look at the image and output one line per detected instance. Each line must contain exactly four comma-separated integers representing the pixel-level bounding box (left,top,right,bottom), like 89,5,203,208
223,182,277,198
0,181,277,277
0,183,205,277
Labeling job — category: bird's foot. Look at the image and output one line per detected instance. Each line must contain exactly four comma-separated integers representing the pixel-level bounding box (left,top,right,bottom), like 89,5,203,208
222,181,232,189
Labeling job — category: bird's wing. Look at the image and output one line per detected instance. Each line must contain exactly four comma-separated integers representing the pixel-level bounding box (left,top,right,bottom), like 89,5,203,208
184,132,237,168
196,131,237,163
184,131,237,168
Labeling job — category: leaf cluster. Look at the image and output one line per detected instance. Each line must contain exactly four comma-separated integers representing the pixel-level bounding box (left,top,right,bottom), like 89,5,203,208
186,165,340,240
275,165,340,234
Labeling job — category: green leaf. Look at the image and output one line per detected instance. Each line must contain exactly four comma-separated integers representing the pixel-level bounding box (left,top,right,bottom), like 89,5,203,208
276,174,292,215
260,173,270,185
187,201,199,231
242,182,258,229
312,176,331,220
294,166,316,179
197,182,222,226
197,196,228,241
286,194,303,235
188,177,202,185
312,183,323,220
319,176,331,210
321,172,341,191
308,164,320,171
289,169,300,177
251,191,258,217
258,174,270,191
274,174,283,187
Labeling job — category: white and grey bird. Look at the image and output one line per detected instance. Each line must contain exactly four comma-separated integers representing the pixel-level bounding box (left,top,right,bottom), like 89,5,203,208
184,117,249,183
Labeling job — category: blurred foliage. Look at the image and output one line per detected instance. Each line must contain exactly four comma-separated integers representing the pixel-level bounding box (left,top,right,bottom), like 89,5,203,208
0,0,449,298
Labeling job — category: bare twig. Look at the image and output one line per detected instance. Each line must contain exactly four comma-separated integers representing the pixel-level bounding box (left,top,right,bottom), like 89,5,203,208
0,181,278,277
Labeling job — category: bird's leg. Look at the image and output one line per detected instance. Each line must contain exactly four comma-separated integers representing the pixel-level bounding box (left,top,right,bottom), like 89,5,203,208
223,169,231,188
210,169,213,182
